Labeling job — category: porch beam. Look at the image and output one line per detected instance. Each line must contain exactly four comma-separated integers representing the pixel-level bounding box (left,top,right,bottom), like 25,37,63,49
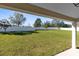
0,3,77,21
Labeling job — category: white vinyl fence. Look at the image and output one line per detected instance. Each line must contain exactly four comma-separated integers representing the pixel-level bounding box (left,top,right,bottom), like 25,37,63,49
34,27,58,30
60,28,72,31
0,26,35,32
35,27,79,31
0,26,79,32
60,27,79,31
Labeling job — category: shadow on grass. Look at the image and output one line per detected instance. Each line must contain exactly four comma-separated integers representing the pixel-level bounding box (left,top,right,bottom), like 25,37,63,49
0,31,38,35
76,47,79,49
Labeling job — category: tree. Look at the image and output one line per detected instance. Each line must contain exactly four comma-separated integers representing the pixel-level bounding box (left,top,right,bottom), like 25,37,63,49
34,18,42,27
9,12,26,26
43,21,50,30
63,24,71,27
0,19,11,32
50,20,58,27
56,20,65,27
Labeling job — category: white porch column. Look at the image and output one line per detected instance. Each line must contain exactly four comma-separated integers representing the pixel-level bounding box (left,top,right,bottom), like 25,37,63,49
72,21,77,49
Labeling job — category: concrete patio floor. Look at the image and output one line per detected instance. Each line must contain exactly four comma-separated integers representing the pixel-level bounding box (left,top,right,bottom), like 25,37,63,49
55,48,79,56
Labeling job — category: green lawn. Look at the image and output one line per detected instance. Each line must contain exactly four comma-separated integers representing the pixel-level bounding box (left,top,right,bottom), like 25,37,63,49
76,32,79,48
0,30,71,56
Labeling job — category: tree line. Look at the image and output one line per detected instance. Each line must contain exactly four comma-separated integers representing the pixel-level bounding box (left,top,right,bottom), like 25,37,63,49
33,18,71,28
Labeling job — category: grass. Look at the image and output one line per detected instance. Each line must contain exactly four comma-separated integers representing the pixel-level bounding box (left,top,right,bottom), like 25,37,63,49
0,30,71,56
76,32,79,48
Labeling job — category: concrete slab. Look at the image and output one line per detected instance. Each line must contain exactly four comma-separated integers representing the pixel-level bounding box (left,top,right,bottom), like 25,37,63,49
55,49,79,56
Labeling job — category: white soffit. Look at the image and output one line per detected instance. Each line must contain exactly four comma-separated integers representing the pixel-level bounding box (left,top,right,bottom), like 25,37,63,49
32,3,79,19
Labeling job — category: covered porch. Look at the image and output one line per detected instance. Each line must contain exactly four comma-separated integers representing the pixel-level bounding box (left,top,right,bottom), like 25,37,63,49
0,3,79,56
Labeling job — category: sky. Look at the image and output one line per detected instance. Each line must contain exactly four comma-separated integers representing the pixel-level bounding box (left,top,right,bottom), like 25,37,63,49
0,8,72,27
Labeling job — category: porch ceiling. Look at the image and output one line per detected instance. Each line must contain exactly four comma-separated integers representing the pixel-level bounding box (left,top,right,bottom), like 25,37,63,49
0,3,78,21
